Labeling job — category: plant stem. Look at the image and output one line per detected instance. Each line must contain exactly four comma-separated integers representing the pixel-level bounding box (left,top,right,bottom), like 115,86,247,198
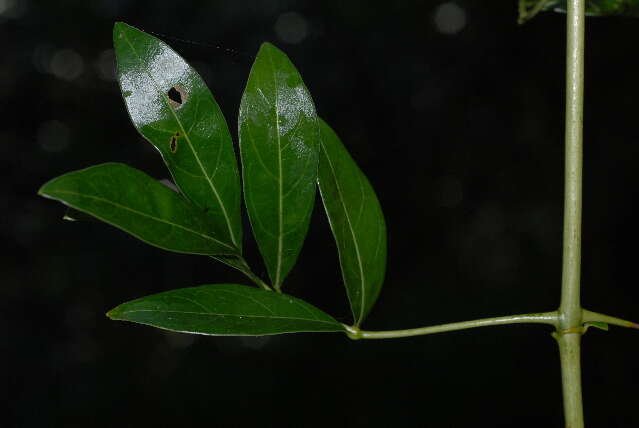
558,0,585,427
560,0,585,330
343,312,558,340
558,333,584,427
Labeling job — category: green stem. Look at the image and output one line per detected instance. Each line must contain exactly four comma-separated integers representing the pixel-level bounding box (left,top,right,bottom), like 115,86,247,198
560,0,585,330
343,312,558,340
558,0,585,427
557,333,584,427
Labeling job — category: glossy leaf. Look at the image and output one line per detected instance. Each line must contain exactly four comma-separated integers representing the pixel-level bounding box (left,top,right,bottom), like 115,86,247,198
39,163,238,255
239,42,320,290
317,120,387,326
107,284,345,335
113,22,242,249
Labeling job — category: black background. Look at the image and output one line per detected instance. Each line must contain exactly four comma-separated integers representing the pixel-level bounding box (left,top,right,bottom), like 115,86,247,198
3,1,639,427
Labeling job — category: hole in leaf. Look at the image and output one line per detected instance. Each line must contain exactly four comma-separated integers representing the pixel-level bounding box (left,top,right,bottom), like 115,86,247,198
167,85,187,109
170,132,180,153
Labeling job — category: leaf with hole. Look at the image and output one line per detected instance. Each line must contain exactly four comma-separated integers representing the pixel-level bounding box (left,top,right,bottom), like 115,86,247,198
239,42,320,290
113,21,242,250
39,163,238,256
107,284,345,335
317,120,387,326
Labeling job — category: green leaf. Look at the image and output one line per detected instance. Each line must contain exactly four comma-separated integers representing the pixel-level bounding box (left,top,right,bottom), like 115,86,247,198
317,120,387,326
39,163,238,256
239,42,320,290
113,22,242,250
519,0,639,23
107,284,345,335
62,179,177,222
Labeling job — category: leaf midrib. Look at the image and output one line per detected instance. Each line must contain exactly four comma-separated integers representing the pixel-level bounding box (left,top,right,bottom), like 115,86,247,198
266,46,285,288
120,28,239,248
113,309,339,326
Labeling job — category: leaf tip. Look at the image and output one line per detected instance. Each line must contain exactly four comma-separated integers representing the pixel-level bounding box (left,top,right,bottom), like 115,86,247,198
37,182,54,200
258,41,282,56
113,21,124,32
106,307,122,320
113,21,134,40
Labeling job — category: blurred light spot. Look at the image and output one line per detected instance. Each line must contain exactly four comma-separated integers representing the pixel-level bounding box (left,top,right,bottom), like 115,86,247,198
434,175,463,207
238,335,271,350
0,0,27,18
49,49,84,81
94,48,115,80
0,0,13,15
38,120,70,152
274,12,309,44
433,2,467,35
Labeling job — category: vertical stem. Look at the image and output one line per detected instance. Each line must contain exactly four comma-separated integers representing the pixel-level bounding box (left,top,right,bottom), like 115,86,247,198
558,0,585,427
560,0,585,324
558,334,584,427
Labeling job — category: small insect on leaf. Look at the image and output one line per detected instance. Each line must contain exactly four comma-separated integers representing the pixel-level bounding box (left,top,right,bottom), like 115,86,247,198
169,132,180,153
167,85,188,109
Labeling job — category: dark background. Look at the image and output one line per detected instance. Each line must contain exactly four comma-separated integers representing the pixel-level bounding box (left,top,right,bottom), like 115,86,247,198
3,1,639,427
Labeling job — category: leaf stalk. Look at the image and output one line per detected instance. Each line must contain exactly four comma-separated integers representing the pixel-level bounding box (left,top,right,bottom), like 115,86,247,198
344,312,558,340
